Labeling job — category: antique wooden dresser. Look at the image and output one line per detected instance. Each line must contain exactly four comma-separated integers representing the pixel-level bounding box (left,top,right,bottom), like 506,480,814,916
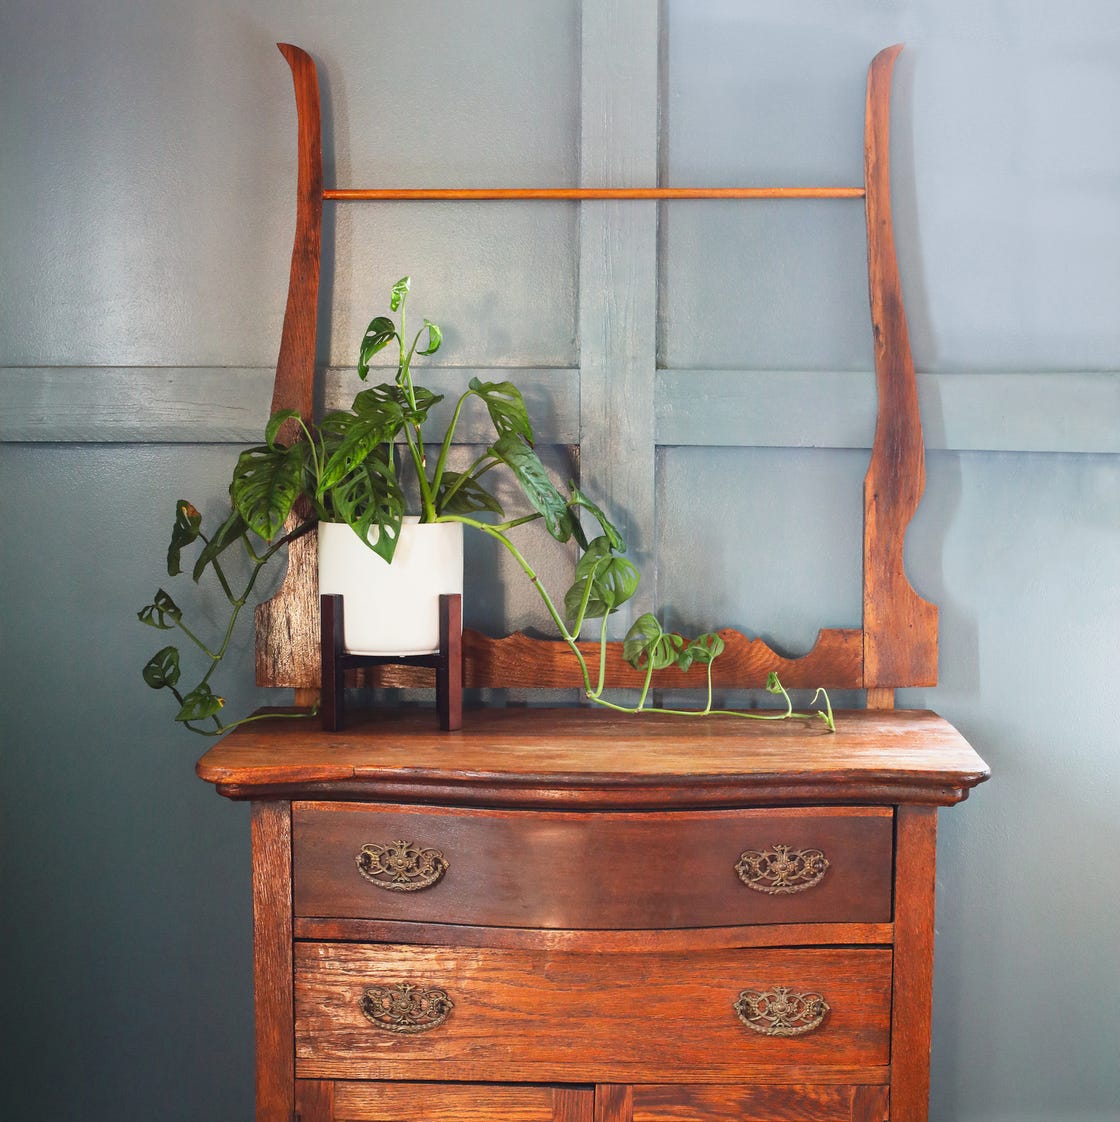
197,708,988,1122
195,40,989,1122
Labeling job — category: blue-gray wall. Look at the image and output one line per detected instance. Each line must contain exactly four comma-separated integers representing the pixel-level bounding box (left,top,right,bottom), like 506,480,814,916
2,2,1117,1120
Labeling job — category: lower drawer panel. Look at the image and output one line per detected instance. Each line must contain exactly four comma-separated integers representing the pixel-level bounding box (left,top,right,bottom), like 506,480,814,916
294,942,892,1083
327,1080,592,1122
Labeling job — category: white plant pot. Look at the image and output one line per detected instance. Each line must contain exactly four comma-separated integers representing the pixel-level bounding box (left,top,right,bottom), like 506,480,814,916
318,518,464,656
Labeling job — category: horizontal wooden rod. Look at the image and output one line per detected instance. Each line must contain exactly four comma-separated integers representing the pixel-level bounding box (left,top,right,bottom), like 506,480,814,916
322,186,866,201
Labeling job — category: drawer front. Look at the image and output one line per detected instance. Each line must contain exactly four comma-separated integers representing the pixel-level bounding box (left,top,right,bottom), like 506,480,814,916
293,803,893,928
294,942,892,1083
326,1081,592,1122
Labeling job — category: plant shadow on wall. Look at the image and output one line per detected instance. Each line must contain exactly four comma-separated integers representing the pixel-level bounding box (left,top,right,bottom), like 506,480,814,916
138,277,834,735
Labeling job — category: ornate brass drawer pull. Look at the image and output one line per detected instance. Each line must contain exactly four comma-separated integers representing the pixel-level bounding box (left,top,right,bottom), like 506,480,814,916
360,982,454,1034
733,986,830,1037
355,840,449,892
735,843,829,894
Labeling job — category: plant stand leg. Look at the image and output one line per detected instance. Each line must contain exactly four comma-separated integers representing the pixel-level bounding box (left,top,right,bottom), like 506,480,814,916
320,594,345,731
437,593,463,731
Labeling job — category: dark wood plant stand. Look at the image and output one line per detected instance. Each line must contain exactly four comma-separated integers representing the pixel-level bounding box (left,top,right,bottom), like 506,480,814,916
319,593,463,732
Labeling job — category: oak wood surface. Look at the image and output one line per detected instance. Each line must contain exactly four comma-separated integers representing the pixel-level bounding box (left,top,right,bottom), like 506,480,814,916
291,917,894,953
197,707,989,808
251,802,294,1122
890,805,938,1122
861,44,939,689
330,1080,594,1122
291,803,893,929
595,1085,632,1122
631,1083,885,1121
294,943,892,1082
323,187,866,200
360,625,864,692
296,1078,335,1122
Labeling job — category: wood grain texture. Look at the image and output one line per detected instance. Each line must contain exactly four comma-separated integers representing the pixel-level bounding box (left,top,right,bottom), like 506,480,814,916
196,707,990,809
632,1083,884,1121
291,803,893,929
356,625,863,691
862,45,938,689
291,917,895,953
273,43,322,426
595,1085,632,1122
295,1078,335,1122
294,943,892,1082
251,801,294,1122
255,514,320,690
323,187,865,200
331,1081,593,1121
852,1083,890,1122
890,805,939,1122
255,43,326,693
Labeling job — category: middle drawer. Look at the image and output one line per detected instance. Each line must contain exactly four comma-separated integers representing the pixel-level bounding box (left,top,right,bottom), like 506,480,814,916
292,802,893,929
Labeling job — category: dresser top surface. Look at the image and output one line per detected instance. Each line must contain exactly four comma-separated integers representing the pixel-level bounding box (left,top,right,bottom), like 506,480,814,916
196,707,989,808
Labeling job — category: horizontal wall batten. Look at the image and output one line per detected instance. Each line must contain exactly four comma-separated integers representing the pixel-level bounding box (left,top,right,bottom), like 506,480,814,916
0,367,580,445
2,366,1117,453
655,370,1120,453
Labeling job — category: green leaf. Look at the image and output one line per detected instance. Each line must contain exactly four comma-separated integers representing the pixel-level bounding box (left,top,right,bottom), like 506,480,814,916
490,434,578,543
468,378,534,443
265,409,302,450
436,471,504,517
175,683,224,723
328,449,405,563
348,383,441,427
415,319,442,356
563,537,639,624
623,613,684,671
191,507,251,583
138,589,182,630
358,316,398,380
230,442,305,540
166,501,202,577
679,632,725,672
390,276,410,312
765,671,783,695
317,404,401,494
142,646,181,690
566,486,625,553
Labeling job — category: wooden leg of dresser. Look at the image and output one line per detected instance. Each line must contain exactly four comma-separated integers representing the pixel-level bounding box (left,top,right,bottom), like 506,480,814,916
594,1084,632,1122
295,1079,334,1122
852,1084,890,1121
251,800,294,1122
891,804,939,1122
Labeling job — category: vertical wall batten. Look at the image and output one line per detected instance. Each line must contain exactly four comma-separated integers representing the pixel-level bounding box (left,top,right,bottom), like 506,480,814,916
578,0,662,630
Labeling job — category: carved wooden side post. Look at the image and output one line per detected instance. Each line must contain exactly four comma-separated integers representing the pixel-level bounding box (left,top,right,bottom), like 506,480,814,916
255,44,325,706
862,45,939,706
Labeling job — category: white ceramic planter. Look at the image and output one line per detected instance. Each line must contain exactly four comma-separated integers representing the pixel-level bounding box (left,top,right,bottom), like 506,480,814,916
317,518,464,656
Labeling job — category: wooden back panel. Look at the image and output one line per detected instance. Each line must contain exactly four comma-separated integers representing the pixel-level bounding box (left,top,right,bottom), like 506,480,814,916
255,43,937,703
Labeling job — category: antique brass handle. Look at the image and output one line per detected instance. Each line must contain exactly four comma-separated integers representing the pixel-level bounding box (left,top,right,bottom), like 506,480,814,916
359,982,454,1034
355,840,448,892
735,844,829,894
733,986,830,1037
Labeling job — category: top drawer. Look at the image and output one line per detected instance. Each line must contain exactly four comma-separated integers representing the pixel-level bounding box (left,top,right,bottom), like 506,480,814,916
292,803,893,929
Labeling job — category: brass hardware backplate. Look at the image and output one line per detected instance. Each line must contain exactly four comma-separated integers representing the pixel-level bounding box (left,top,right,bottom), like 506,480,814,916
735,844,829,894
733,986,830,1037
356,840,448,892
359,982,454,1034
